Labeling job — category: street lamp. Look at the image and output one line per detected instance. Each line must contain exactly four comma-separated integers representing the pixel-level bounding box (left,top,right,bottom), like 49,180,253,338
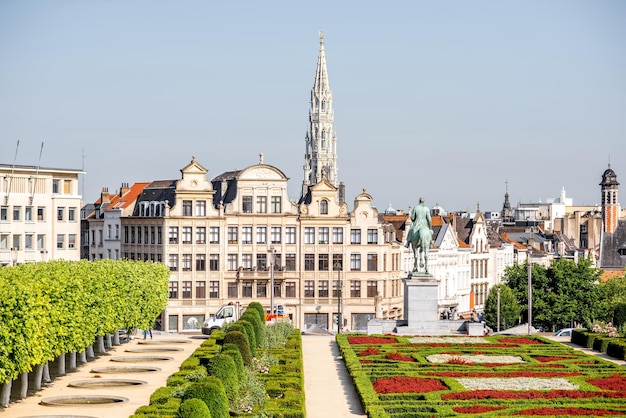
11,247,18,266
334,262,342,334
268,245,276,317
527,246,533,336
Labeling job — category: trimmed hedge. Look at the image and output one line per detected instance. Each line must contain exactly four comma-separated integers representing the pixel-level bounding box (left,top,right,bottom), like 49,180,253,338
176,398,212,418
224,330,252,366
183,376,229,418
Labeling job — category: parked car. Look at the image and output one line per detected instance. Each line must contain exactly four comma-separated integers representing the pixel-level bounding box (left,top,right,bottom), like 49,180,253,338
553,327,586,337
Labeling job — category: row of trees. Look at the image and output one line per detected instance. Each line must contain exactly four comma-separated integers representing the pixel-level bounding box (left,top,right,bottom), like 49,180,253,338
484,257,626,333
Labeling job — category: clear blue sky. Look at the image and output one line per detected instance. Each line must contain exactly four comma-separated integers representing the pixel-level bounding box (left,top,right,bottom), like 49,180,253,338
1,1,624,213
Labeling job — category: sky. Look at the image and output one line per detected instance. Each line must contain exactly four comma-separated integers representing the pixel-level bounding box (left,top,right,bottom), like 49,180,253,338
1,1,625,214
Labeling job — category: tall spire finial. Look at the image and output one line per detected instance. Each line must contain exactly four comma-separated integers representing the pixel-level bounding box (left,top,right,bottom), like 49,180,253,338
319,29,324,46
608,154,611,169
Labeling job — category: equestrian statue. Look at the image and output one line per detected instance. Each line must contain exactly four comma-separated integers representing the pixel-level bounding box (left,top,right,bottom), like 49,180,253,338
405,197,433,274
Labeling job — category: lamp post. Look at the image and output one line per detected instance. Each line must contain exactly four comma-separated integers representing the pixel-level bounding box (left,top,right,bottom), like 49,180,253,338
527,246,533,335
268,245,276,317
335,262,342,334
497,286,501,332
11,247,18,266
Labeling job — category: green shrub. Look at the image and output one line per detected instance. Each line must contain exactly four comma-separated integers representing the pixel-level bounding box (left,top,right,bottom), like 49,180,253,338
210,329,226,344
593,336,611,353
247,301,266,324
222,344,245,384
237,319,257,355
614,303,626,329
224,330,252,366
606,340,626,360
183,376,229,418
180,356,201,369
149,386,174,405
241,308,265,347
264,321,295,348
206,353,239,402
176,398,212,418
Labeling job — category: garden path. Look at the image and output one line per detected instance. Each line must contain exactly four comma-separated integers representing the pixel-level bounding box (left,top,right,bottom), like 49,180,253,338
302,334,367,418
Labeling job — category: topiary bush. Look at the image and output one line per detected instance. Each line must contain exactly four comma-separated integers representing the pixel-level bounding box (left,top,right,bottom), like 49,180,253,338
206,353,239,403
183,376,229,418
241,308,265,347
247,301,266,324
224,330,252,366
176,397,212,418
222,344,245,384
236,319,257,355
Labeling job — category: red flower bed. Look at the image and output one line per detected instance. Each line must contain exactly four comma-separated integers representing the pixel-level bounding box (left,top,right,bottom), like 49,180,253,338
373,376,446,394
588,374,626,391
534,356,572,362
446,357,471,365
347,336,396,345
442,390,626,401
412,343,452,347
359,359,374,364
512,407,625,416
358,347,380,356
426,371,580,378
385,351,414,362
453,405,507,414
497,337,543,345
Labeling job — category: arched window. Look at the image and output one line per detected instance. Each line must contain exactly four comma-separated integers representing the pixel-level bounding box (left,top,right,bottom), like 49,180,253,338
320,199,328,215
321,100,326,111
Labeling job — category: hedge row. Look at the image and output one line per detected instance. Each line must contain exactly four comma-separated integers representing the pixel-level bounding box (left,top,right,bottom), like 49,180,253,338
571,328,626,361
0,259,169,383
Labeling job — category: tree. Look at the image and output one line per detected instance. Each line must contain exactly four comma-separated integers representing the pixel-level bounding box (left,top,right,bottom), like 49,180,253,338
484,284,520,331
503,256,602,331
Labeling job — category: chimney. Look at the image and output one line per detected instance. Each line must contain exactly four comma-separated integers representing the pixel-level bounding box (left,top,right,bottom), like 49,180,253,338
101,187,110,203
120,182,130,196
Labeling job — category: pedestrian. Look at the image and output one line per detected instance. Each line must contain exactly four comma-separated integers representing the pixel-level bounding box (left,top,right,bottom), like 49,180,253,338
143,328,153,339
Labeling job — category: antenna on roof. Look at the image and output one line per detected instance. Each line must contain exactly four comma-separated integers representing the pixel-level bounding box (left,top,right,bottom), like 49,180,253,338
5,140,19,205
29,142,44,205
81,148,87,199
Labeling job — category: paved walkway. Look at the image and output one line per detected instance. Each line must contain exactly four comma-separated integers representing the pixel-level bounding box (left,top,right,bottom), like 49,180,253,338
302,334,366,418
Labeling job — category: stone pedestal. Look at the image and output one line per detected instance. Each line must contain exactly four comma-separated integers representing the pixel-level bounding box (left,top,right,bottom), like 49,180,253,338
404,273,439,326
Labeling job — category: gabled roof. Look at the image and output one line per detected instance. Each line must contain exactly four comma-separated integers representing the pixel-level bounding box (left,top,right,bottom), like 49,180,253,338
600,220,626,270
105,182,150,211
132,180,177,216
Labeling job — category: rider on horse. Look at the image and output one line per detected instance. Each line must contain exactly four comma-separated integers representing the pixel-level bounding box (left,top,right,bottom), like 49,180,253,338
405,197,433,273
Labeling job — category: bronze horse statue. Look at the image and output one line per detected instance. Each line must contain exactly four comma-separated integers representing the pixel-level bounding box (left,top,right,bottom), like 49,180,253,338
405,197,433,274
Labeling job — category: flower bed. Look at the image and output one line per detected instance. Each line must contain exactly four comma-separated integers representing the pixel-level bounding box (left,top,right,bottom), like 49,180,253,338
337,334,626,417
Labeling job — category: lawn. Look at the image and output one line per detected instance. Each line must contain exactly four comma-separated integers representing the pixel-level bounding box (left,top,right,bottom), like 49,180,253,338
337,334,626,417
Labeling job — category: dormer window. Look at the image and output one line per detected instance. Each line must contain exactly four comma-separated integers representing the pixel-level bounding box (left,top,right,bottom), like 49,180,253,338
320,199,328,215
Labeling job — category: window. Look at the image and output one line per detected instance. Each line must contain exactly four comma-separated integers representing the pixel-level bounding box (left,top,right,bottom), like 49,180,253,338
182,227,192,244
304,254,315,271
68,234,76,249
25,234,33,250
169,281,178,298
242,196,253,213
56,234,64,249
195,200,206,216
367,254,378,271
169,227,178,244
182,200,192,216
12,206,21,221
228,282,238,298
318,280,329,297
333,280,341,297
367,229,378,244
256,253,267,270
124,227,129,243
367,281,378,297
196,227,206,244
0,206,7,221
227,254,238,271
320,199,328,214
242,226,252,244
271,196,282,213
257,196,267,213
319,227,329,244
256,226,267,244
228,226,238,244
56,207,63,221
333,254,343,270
286,227,296,244
351,280,361,298
332,227,343,244
37,207,44,221
196,254,206,271
350,253,361,271
0,234,7,250
37,234,45,250
63,180,71,194
169,254,179,271
285,253,296,271
304,280,315,297
25,206,33,221
318,253,329,271
52,179,59,193
157,227,162,244
209,226,220,244
271,226,281,244
285,282,296,298
68,207,76,221
304,227,315,244
242,281,253,297
144,227,148,244
242,254,253,269
351,229,361,244
137,226,143,244
257,281,267,298
182,281,192,298
196,281,206,299
209,254,219,271
182,254,192,271
209,281,219,298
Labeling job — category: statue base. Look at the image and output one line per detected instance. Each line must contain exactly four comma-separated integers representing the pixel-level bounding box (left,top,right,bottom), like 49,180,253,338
403,273,438,324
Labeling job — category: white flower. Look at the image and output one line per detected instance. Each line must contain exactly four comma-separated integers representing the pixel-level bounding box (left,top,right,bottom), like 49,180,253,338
456,377,578,391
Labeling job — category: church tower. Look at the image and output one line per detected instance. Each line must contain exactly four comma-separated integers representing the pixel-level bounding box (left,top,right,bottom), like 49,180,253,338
501,181,514,225
600,163,620,234
302,31,338,196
